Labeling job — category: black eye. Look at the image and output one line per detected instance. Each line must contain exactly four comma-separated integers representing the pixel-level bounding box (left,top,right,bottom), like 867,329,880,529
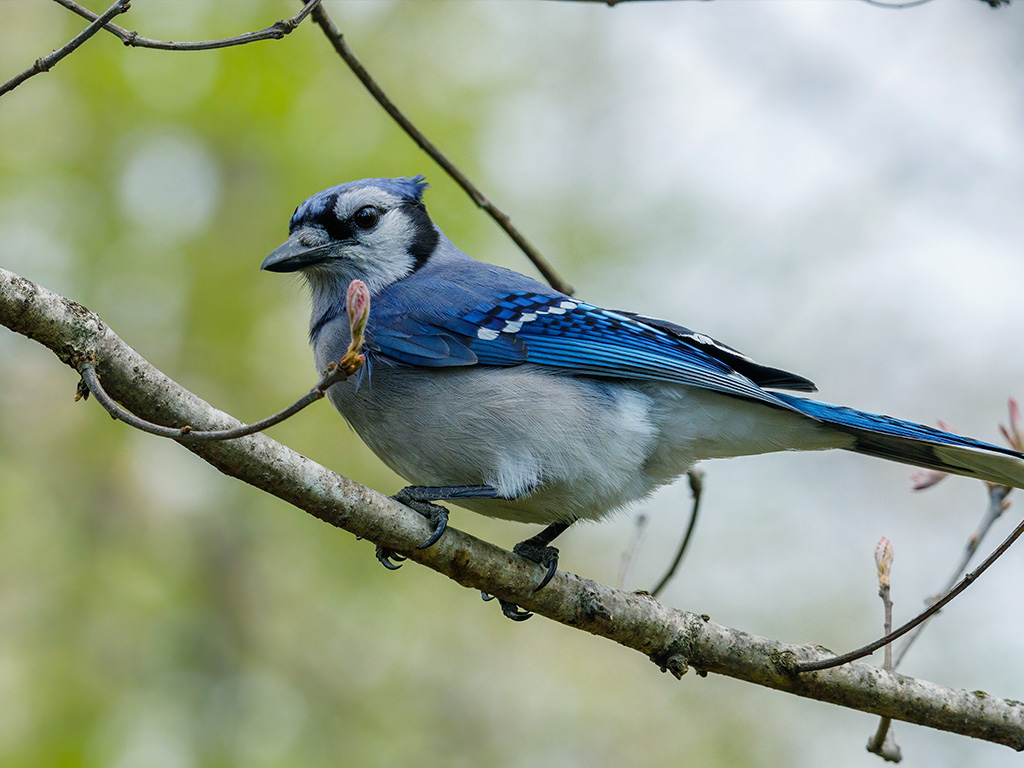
353,206,380,230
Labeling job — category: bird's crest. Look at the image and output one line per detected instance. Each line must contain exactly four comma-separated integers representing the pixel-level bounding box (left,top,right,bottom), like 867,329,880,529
289,176,429,230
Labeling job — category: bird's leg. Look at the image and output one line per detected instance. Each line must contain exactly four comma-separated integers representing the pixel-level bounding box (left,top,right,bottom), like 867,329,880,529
483,521,573,621
514,521,571,591
381,485,572,623
376,484,503,569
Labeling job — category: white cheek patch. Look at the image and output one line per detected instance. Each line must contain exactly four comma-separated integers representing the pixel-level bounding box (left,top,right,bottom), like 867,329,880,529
297,226,329,247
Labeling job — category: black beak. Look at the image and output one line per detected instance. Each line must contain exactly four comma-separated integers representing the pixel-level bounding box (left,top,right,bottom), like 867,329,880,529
261,239,335,273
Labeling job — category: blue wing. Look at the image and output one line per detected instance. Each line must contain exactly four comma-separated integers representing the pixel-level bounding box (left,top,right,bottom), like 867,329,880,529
366,290,1024,488
369,291,813,407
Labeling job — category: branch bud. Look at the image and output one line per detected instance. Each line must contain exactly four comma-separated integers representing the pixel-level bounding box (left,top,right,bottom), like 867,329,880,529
875,536,893,590
347,279,370,344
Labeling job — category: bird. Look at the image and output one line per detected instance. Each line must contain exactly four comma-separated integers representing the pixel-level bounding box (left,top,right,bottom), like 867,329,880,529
262,175,1024,619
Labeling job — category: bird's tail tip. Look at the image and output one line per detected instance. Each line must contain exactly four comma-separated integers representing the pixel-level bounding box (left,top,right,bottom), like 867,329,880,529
776,394,1024,490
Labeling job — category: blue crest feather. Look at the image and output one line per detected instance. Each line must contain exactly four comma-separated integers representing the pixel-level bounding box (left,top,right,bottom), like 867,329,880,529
290,175,429,230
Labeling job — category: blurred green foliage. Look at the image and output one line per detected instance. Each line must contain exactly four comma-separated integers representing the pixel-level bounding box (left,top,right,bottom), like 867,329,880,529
0,2,775,766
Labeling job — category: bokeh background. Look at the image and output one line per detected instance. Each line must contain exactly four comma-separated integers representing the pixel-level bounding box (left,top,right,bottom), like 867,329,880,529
2,1,1024,766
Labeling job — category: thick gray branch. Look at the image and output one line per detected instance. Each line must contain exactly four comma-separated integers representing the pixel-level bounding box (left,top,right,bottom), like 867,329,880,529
1,265,1021,751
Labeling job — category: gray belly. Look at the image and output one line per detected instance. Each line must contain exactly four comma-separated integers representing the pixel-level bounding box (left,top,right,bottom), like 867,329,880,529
317,355,843,525
323,360,665,524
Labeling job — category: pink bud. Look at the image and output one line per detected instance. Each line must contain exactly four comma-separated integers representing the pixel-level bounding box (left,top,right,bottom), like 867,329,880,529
911,469,948,491
911,420,955,490
1000,397,1022,452
874,536,893,588
346,279,370,340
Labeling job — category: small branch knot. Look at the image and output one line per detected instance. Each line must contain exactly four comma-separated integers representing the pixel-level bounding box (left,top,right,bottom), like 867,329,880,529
651,641,692,679
663,654,689,679
579,589,612,621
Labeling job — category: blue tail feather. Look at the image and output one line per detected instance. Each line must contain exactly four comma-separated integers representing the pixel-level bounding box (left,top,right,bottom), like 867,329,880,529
775,393,1024,489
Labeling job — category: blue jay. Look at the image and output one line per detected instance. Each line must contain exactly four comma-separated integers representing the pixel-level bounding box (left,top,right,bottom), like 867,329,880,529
263,175,1024,618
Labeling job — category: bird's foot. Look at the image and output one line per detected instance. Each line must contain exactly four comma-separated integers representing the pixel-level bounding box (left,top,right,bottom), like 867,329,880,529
375,546,407,570
481,531,563,621
513,536,560,592
375,492,451,571
481,592,534,621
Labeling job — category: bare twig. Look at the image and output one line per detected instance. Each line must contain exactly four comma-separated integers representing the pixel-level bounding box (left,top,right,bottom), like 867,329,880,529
892,484,1011,667
794,513,1024,674
0,0,130,98
46,0,572,294
866,537,903,762
77,278,369,441
618,513,648,589
567,0,1005,6
870,404,1018,758
79,360,342,440
305,3,575,296
859,0,936,8
650,469,704,597
868,712,904,762
875,537,894,671
52,0,321,51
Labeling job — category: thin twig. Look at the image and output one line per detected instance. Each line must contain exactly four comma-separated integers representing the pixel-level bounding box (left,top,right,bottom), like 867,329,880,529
51,0,321,51
306,2,575,296
77,277,369,441
650,469,704,597
618,513,649,589
866,538,902,762
0,0,130,98
49,0,571,293
567,0,978,6
794,513,1024,673
79,362,346,440
859,0,936,8
892,484,1011,667
867,713,903,763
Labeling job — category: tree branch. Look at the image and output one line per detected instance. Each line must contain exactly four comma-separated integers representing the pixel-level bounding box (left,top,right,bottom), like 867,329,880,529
794,512,1024,673
51,0,322,51
39,0,573,295
0,0,130,98
564,0,1009,7
306,3,575,296
2,265,1022,750
893,484,1011,667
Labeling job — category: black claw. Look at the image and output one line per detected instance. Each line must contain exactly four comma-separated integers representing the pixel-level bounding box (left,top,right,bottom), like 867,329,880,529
512,540,560,593
483,591,532,620
482,525,568,621
535,557,559,593
392,493,450,551
417,508,448,549
499,599,533,621
376,545,406,570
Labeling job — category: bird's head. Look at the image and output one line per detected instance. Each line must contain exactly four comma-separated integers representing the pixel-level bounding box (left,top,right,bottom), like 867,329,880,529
261,176,439,295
